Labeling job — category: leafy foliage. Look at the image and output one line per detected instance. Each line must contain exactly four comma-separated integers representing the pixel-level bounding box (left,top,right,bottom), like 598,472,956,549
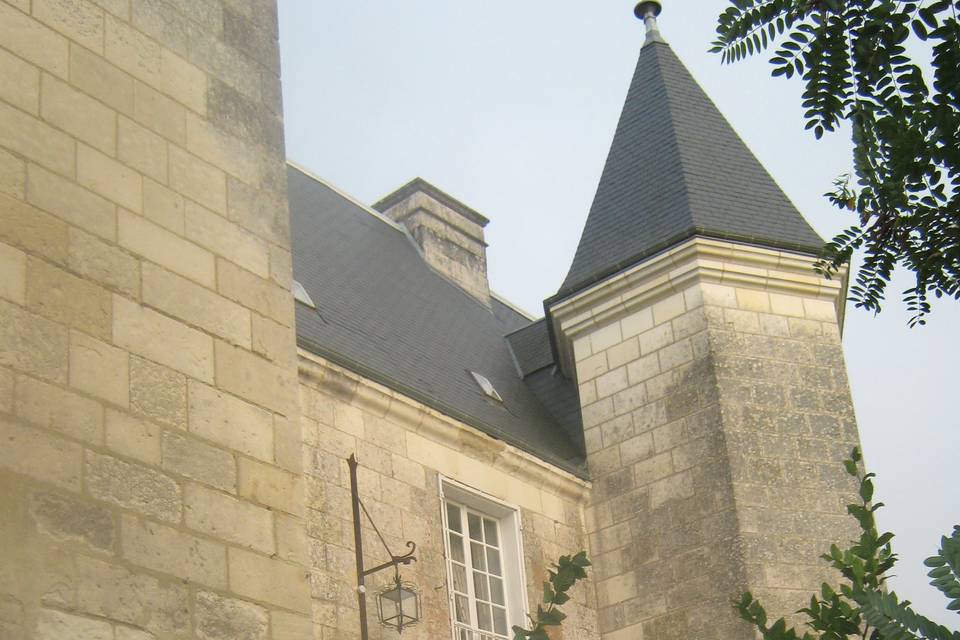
712,1,960,326
512,551,591,640
734,447,960,639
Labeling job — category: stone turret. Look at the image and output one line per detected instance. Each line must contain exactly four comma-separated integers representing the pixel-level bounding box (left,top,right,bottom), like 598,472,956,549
547,3,863,638
0,1,310,637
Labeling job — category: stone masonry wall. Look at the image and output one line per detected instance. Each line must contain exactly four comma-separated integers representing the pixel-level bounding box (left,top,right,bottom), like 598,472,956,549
298,353,600,640
703,281,861,627
0,1,309,639
572,278,861,640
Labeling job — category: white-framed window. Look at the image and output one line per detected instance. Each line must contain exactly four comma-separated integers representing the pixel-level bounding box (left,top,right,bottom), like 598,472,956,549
440,478,527,640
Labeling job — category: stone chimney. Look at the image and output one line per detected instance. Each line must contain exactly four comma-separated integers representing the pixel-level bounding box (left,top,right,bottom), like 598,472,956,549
374,178,491,305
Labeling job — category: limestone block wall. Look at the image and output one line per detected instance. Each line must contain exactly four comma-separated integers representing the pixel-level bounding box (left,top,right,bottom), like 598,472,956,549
0,1,308,639
298,352,600,640
703,280,861,625
564,244,862,640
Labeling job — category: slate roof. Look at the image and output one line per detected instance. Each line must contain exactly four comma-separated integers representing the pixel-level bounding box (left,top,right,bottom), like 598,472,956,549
506,320,554,377
288,166,586,476
556,40,824,300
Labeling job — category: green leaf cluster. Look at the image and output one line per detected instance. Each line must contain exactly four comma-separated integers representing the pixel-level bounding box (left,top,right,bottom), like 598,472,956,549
512,551,591,640
733,447,960,639
712,1,960,326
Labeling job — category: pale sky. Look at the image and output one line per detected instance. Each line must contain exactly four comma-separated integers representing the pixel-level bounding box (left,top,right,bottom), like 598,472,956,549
277,1,959,628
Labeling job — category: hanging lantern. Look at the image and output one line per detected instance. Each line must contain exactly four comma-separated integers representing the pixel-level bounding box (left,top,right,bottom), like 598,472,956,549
376,575,421,633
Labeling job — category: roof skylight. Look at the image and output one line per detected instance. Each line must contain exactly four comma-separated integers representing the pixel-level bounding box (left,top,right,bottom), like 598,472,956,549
469,371,503,403
292,280,316,308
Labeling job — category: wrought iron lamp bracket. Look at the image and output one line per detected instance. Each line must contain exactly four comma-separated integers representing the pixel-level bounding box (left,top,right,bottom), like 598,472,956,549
348,454,420,639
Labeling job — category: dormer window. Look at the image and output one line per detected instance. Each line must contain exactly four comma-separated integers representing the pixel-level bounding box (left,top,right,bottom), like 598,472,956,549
469,371,502,403
292,280,316,309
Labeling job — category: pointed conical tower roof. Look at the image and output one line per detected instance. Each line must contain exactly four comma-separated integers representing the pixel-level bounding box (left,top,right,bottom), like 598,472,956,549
556,2,823,300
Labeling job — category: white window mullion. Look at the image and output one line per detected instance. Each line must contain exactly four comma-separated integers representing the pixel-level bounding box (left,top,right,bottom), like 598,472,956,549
441,480,526,640
461,506,479,639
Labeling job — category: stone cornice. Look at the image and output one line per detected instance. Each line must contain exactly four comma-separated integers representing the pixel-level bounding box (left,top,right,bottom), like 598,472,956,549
297,349,592,503
549,237,848,378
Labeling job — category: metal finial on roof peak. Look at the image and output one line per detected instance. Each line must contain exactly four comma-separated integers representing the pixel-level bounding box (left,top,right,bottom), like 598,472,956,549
634,1,665,46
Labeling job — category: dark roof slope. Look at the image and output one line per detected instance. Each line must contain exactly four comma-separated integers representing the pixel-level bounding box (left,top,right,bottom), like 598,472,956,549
557,40,823,299
289,166,585,475
506,319,554,377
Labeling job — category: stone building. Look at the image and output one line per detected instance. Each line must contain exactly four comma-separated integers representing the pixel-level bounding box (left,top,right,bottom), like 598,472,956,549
0,1,862,639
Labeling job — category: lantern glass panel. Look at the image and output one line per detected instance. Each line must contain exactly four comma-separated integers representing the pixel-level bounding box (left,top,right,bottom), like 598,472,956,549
377,581,420,631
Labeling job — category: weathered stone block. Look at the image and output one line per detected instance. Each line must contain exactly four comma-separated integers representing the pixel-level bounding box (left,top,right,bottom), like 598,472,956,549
0,148,26,200
133,80,186,145
186,201,270,277
129,356,186,429
226,177,290,246
114,295,214,383
169,145,227,214
217,258,292,326
184,483,274,553
238,457,303,516
0,194,70,265
161,431,236,492
228,548,310,613
41,74,116,154
271,611,312,640
0,417,81,490
74,555,189,636
27,256,112,339
78,144,142,212
119,206,217,285
0,3,68,77
118,116,168,183
105,408,161,464
68,227,140,298
16,374,104,443
142,263,251,347
0,242,26,305
195,590,269,640
121,515,227,588
70,330,129,406
142,178,185,233
215,341,293,414
36,608,112,640
85,450,181,521
28,489,114,551
69,45,134,114
0,46,40,116
188,380,273,461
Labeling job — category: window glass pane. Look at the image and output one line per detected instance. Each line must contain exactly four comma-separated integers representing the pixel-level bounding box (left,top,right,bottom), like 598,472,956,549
476,602,492,631
468,512,483,541
455,594,471,624
483,518,498,546
486,547,501,576
447,503,462,533
449,532,465,564
452,563,468,594
472,572,489,601
471,542,486,571
489,576,505,605
493,607,508,635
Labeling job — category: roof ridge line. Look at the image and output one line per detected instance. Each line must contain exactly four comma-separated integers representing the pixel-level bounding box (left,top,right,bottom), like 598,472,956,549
654,45,698,246
503,316,546,338
490,291,539,322
285,160,408,234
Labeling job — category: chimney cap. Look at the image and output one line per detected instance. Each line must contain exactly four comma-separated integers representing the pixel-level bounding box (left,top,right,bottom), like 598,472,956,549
373,177,489,227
